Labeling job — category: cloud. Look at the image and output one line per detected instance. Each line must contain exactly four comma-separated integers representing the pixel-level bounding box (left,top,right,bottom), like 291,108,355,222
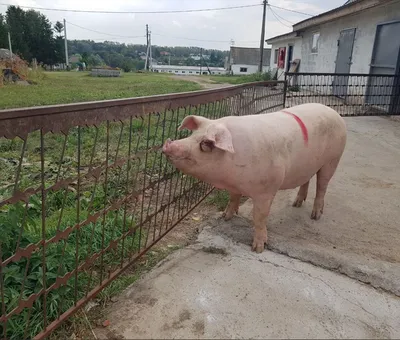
172,20,181,28
0,0,345,50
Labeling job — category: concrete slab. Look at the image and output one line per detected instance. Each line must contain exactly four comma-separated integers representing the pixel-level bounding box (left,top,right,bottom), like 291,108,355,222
94,226,400,339
228,116,400,296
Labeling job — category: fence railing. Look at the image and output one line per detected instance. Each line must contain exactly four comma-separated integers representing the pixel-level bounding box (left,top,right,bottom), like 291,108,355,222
285,72,400,116
0,81,285,340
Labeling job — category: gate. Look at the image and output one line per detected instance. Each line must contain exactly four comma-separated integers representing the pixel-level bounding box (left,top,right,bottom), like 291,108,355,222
0,81,285,340
285,72,400,116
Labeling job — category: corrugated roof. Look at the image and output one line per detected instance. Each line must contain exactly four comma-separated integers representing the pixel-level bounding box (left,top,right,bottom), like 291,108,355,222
230,47,271,66
0,49,17,60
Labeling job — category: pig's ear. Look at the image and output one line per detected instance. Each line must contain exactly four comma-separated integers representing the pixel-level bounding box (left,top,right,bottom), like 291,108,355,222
178,115,208,131
205,124,235,154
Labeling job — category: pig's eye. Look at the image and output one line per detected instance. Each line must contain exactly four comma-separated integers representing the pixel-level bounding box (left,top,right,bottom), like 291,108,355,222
200,140,214,152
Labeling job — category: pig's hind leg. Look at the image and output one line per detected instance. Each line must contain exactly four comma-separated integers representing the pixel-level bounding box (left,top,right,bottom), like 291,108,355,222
311,157,341,220
222,192,241,221
292,181,310,207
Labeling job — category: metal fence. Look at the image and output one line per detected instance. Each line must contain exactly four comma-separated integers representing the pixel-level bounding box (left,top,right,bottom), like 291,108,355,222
285,72,400,116
0,81,285,340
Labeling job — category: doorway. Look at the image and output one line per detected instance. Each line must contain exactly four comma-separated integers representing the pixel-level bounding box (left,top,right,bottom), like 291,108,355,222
366,20,400,113
332,28,356,98
286,45,293,72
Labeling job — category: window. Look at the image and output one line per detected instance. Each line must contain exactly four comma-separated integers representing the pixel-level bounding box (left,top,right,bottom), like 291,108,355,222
182,71,185,73
189,71,192,74
311,32,320,53
274,49,279,64
175,71,178,73
240,67,248,72
196,71,200,74
169,70,172,73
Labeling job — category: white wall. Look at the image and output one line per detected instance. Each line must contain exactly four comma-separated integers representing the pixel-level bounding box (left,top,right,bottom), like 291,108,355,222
300,1,400,74
269,38,302,80
231,64,270,75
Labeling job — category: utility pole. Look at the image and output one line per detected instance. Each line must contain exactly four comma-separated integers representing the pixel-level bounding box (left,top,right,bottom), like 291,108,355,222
146,24,149,70
8,32,13,61
200,48,203,75
259,0,268,73
63,19,69,69
149,31,152,70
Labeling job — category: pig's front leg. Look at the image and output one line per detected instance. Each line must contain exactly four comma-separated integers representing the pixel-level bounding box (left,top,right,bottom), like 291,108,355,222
222,192,241,221
252,194,276,253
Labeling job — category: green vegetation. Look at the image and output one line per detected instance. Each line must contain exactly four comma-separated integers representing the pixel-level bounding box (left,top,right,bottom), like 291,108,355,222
0,7,64,65
206,190,230,211
209,71,272,85
69,40,228,71
0,96,230,339
0,72,202,109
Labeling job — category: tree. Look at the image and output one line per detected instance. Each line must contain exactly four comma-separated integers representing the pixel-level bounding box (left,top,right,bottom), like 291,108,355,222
0,14,8,49
6,6,29,59
54,21,64,37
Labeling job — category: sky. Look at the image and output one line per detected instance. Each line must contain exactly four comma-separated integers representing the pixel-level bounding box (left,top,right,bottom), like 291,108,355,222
1,0,346,50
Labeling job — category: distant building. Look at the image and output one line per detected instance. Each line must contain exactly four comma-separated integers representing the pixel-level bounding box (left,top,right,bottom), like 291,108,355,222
226,46,271,75
150,64,226,75
160,51,171,56
69,55,80,64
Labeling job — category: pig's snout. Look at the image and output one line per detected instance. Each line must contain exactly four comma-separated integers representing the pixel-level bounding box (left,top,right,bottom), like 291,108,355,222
162,138,172,154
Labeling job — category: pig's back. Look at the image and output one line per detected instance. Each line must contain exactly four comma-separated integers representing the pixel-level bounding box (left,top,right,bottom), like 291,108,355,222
219,103,347,192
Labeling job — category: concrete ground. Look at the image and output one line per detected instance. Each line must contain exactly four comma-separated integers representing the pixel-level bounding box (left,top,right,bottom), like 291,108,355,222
94,116,400,339
94,226,400,339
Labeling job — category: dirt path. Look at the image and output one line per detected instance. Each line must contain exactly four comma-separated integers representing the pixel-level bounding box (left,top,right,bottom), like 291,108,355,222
171,75,232,89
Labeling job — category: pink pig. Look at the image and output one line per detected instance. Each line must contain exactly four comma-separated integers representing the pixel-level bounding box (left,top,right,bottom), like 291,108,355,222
162,103,347,253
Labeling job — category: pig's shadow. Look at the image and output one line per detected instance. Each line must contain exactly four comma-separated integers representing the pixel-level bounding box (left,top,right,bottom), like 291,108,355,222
212,216,254,246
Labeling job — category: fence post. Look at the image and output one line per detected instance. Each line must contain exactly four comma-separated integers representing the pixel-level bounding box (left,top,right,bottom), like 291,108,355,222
283,72,288,109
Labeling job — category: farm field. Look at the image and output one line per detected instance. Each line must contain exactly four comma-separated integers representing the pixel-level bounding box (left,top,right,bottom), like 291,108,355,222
0,71,202,109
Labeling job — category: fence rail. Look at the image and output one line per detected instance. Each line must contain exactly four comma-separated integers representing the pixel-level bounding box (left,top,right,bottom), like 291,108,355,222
285,72,400,116
0,80,285,340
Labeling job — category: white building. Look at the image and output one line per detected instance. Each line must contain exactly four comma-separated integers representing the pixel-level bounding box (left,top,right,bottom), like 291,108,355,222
266,0,400,81
226,47,271,75
150,64,227,75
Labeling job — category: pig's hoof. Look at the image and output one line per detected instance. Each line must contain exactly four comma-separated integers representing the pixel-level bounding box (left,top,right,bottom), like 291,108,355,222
251,238,267,253
311,209,323,220
222,208,238,221
292,197,305,208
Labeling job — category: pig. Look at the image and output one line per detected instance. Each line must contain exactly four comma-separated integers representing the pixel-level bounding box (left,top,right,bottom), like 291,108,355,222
162,103,347,253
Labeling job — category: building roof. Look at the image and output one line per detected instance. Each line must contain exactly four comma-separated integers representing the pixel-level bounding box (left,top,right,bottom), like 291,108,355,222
229,47,271,66
292,0,387,31
266,0,392,43
266,32,299,45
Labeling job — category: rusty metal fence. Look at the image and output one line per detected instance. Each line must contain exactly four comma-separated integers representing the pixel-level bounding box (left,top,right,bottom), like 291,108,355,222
285,72,400,116
0,81,285,339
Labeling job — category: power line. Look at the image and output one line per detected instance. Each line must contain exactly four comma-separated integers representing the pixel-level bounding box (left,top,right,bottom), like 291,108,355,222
0,3,261,14
268,6,292,28
67,21,145,39
268,5,294,25
152,32,258,44
269,3,313,17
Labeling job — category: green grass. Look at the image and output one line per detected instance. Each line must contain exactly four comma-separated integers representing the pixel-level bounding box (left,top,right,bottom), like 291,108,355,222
209,71,272,85
0,69,232,340
0,71,202,109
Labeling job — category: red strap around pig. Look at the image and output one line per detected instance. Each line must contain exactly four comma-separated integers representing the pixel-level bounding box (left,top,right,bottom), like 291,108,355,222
281,110,309,146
